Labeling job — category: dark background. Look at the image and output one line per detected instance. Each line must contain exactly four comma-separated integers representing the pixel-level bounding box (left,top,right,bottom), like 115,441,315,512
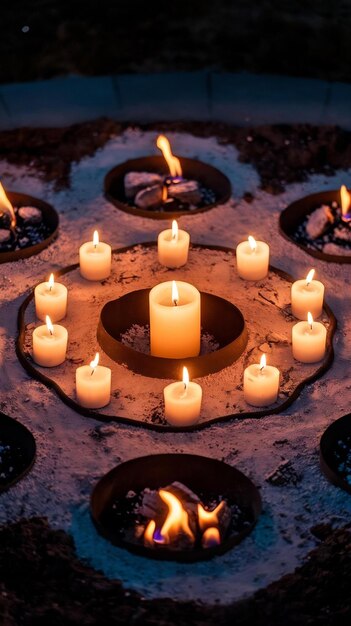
1,0,350,84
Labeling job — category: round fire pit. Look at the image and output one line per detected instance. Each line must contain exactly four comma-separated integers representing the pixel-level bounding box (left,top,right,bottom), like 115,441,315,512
0,411,36,492
320,413,351,494
279,190,351,264
91,454,261,563
104,156,231,219
0,191,59,264
97,289,247,379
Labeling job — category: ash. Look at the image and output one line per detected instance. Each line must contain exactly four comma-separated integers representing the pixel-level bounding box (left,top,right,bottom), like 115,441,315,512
0,128,351,605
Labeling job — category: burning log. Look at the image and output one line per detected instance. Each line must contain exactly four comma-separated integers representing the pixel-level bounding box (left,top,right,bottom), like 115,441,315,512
306,205,334,239
18,206,42,224
168,180,202,206
124,172,162,199
135,185,163,209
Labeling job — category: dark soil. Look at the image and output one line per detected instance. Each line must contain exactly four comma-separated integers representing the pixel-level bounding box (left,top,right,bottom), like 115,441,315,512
2,1,351,83
0,517,351,625
2,118,351,195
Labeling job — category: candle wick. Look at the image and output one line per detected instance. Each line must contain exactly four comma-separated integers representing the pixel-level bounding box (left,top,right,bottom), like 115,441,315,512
173,299,178,306
91,368,95,376
49,329,53,336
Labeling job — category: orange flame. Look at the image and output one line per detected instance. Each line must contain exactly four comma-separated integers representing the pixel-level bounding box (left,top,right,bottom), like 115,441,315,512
89,352,99,373
171,219,178,242
340,185,350,216
0,182,16,227
306,269,315,286
201,527,221,548
152,489,194,545
156,135,182,178
260,353,267,371
144,519,156,546
172,280,179,306
197,501,225,531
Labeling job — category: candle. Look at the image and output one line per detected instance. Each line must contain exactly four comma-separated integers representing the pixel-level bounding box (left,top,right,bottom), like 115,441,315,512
149,280,200,358
32,315,68,367
243,354,280,407
291,269,324,320
164,366,202,426
34,273,68,322
292,312,327,363
158,220,190,268
75,352,111,409
79,230,111,281
236,236,270,280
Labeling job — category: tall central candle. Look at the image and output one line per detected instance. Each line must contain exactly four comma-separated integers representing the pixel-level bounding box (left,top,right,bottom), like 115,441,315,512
291,269,324,320
149,280,201,358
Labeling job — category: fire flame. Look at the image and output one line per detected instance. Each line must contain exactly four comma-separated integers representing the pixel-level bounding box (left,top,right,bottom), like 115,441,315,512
45,315,54,335
340,185,350,216
48,273,55,291
156,135,182,178
0,182,16,227
197,501,225,531
171,219,178,242
306,269,315,286
248,235,257,252
144,519,156,546
90,352,99,373
153,489,194,544
307,312,313,329
162,186,168,202
260,353,266,371
93,230,99,247
172,280,179,306
201,527,221,548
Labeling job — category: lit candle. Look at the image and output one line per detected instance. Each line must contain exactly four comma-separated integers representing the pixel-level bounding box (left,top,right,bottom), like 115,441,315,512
75,352,111,408
292,312,327,363
163,366,202,426
243,354,280,407
32,315,68,367
79,230,111,281
236,236,270,280
149,280,200,358
34,273,68,322
291,269,324,320
157,220,190,268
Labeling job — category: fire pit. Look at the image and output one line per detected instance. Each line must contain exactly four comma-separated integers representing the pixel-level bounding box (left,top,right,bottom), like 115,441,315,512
91,454,261,562
0,184,59,264
104,135,231,219
280,187,351,264
0,411,36,492
97,288,247,379
320,413,351,494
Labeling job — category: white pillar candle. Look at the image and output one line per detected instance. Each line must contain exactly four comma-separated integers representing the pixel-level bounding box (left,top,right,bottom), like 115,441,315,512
243,354,280,407
32,315,68,367
291,269,324,320
76,352,111,409
149,280,200,358
79,230,111,281
292,312,327,363
34,273,68,322
158,220,190,268
236,236,270,280
164,367,202,426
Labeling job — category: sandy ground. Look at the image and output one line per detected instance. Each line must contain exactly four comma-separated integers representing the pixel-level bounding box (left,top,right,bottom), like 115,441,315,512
1,129,351,605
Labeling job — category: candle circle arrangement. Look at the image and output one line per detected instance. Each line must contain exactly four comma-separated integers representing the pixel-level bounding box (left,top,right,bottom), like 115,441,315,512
0,410,36,493
0,185,59,264
104,135,231,220
90,454,262,562
17,242,336,430
280,187,351,263
320,412,351,495
34,273,68,322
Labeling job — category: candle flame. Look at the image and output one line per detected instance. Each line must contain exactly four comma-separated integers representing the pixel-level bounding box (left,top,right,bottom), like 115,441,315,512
201,527,221,548
197,501,225,531
48,273,55,291
248,235,257,251
307,311,313,329
306,269,315,286
172,280,179,306
45,315,54,335
93,230,99,247
0,182,16,227
260,353,266,371
182,366,189,392
340,185,350,216
171,220,178,242
156,135,182,178
90,352,99,373
153,489,194,545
